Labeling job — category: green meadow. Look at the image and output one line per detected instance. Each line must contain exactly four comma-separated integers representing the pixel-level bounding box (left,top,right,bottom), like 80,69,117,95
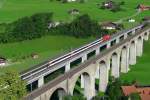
0,36,94,74
0,0,149,23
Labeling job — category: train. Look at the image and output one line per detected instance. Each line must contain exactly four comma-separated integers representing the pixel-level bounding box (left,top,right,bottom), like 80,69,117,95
102,34,111,42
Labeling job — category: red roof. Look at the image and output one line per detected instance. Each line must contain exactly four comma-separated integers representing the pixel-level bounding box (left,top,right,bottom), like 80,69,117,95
140,94,150,100
138,4,150,10
121,86,150,100
137,87,150,100
121,86,137,96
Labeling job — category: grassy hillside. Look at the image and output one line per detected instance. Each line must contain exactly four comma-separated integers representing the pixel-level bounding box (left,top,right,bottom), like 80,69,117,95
0,0,149,23
0,0,149,74
121,39,150,85
0,35,94,74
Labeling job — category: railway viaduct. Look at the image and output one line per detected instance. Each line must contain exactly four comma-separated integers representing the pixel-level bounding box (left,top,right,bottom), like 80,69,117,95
23,24,150,100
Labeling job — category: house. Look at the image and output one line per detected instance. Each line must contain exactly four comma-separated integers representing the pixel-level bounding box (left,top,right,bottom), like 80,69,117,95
121,85,150,100
48,21,60,29
0,57,7,66
31,53,39,59
100,22,118,30
67,0,77,2
137,4,150,11
101,0,114,9
68,9,80,15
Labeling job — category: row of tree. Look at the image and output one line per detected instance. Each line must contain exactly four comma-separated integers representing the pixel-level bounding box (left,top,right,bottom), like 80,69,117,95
0,13,108,43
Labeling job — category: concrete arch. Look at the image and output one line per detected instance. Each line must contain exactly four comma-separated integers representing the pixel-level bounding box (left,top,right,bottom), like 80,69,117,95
110,52,120,78
120,46,129,73
129,40,136,65
49,87,66,100
99,60,108,92
136,36,143,57
70,70,95,100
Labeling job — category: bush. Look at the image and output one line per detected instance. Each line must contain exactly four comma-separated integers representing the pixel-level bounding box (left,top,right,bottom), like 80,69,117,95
129,93,141,100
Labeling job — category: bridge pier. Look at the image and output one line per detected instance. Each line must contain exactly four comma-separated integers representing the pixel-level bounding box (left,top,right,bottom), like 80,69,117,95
111,53,120,78
124,33,128,39
95,62,100,79
116,38,120,44
121,47,128,73
96,47,100,55
127,46,130,71
38,76,44,88
83,73,95,100
136,36,143,57
99,61,108,92
129,41,137,65
65,62,70,72
107,42,111,48
81,54,88,88
82,54,87,62
132,29,136,35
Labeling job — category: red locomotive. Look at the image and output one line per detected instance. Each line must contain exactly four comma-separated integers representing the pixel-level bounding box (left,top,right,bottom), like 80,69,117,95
102,35,111,42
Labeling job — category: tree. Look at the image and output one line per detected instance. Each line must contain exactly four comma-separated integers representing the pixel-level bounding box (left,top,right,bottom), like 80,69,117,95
129,93,141,100
63,94,85,100
106,78,123,100
0,70,26,100
68,14,105,38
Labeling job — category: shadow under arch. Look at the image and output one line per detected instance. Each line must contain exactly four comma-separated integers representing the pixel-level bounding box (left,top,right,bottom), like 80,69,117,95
50,88,66,100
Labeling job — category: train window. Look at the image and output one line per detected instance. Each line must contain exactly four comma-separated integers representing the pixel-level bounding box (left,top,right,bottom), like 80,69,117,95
87,50,96,60
70,58,82,68
127,31,132,36
119,35,124,41
111,40,116,46
100,44,107,52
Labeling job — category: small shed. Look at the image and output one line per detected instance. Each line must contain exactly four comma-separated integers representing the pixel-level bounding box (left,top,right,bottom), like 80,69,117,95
102,0,114,9
101,22,118,30
0,57,7,66
137,4,150,11
67,0,77,2
68,9,80,15
48,21,60,29
31,53,39,59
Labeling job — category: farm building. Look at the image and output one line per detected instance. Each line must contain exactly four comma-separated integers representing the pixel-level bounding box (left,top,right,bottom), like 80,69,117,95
48,21,60,29
67,0,77,2
0,57,7,66
102,0,114,9
121,85,150,100
137,4,150,11
100,22,118,30
68,9,80,15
